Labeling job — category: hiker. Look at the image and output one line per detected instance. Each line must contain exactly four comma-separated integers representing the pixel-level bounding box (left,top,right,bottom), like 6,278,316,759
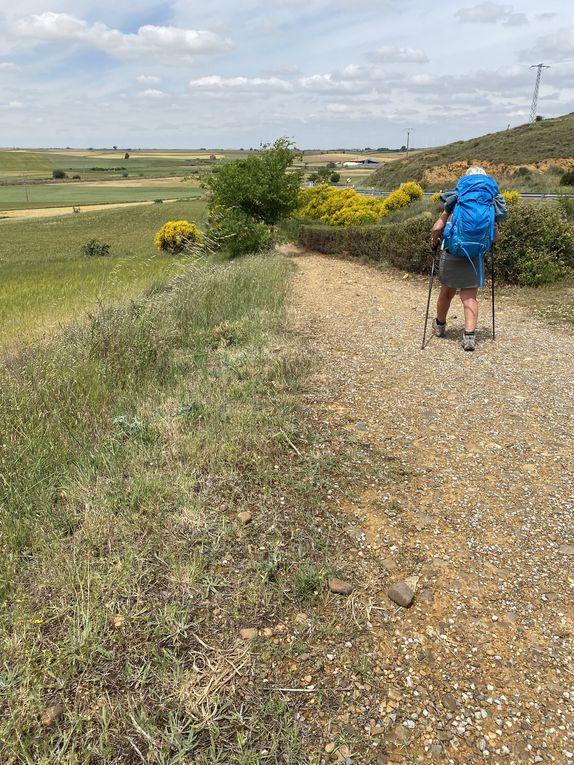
430,167,508,351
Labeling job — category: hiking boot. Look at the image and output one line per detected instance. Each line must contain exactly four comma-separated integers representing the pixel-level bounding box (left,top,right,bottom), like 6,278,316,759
433,319,446,337
462,332,476,351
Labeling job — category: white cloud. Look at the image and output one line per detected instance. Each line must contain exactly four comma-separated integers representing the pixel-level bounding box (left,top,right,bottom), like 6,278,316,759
455,2,526,24
298,74,357,92
138,89,166,98
368,46,429,63
326,103,353,113
1,100,24,108
189,75,293,91
519,27,574,61
136,74,161,85
11,12,232,61
0,62,19,70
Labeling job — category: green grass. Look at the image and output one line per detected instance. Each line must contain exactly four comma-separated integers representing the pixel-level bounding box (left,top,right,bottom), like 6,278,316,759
0,149,251,183
370,111,574,188
0,183,203,210
0,200,207,347
0,254,352,763
0,150,54,175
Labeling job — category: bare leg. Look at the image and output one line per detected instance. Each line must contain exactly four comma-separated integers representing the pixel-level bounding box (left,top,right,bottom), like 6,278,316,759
460,288,478,332
436,286,457,323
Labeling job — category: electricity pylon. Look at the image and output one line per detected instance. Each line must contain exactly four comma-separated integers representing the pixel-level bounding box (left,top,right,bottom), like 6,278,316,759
529,63,550,123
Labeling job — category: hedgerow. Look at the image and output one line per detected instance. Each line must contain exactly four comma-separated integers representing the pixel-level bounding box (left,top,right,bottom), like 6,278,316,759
297,202,574,286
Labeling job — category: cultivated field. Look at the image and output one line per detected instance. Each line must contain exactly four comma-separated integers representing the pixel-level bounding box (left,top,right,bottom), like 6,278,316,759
0,199,207,349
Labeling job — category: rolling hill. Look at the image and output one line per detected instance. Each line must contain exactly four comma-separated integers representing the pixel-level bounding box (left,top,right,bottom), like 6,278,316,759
369,112,574,188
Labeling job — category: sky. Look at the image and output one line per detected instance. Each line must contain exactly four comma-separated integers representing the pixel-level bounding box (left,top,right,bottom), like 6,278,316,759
0,0,573,149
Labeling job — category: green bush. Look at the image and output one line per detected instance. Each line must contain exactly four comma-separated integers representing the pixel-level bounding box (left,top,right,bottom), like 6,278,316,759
298,214,434,273
559,170,574,186
205,138,302,226
208,206,274,258
496,202,574,285
80,239,110,257
558,197,574,219
52,169,67,179
297,203,574,286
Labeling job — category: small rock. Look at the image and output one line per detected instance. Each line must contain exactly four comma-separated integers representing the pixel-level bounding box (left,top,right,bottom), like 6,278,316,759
41,705,63,727
388,724,410,746
237,511,253,525
370,725,385,736
325,742,337,754
262,627,273,637
558,545,574,555
111,615,125,628
294,612,308,625
430,745,442,757
239,628,258,640
328,578,353,596
418,589,434,604
355,421,369,432
442,693,458,711
388,581,415,608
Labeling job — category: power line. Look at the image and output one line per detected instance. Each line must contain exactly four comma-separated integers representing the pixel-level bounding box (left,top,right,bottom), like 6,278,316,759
529,63,550,123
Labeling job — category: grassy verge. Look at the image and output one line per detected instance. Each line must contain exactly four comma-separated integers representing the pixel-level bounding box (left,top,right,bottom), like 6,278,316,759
500,281,574,325
0,254,378,764
0,201,208,348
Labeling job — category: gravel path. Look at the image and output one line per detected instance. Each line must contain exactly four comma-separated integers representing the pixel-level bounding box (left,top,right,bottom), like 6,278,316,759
289,249,574,764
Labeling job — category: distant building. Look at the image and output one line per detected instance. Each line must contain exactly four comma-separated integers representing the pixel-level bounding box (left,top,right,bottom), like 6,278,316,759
341,159,382,168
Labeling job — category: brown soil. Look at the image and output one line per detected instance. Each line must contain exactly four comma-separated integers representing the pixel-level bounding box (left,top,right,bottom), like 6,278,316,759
0,198,181,220
288,247,574,764
423,158,574,185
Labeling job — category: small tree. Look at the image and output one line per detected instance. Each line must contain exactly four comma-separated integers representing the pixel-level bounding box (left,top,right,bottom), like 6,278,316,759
205,137,303,226
52,169,67,179
330,171,341,184
124,152,130,160
315,167,331,184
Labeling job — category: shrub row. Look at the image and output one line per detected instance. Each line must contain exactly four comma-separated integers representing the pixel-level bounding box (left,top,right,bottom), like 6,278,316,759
297,203,574,286
298,213,434,272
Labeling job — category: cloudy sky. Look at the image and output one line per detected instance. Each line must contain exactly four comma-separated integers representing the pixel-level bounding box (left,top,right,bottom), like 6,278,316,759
0,1,572,149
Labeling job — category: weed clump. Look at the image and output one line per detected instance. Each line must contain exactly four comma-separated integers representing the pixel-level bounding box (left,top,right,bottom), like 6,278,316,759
80,238,111,257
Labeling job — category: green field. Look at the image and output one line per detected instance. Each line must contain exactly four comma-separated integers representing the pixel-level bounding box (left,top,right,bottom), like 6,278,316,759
0,200,207,348
0,182,203,211
0,148,248,182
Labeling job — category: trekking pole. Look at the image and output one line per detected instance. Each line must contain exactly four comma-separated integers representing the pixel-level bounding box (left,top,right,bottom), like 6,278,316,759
490,245,496,341
421,243,439,350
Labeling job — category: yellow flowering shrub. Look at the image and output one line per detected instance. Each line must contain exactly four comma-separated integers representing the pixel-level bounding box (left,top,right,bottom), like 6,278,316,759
431,191,442,203
154,220,202,253
297,182,424,226
502,190,521,206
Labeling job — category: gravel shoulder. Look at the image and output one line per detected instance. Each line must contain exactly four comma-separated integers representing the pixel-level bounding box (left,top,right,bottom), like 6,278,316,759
288,247,574,764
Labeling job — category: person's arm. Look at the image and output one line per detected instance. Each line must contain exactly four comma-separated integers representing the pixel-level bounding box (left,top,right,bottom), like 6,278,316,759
493,193,508,223
431,210,449,247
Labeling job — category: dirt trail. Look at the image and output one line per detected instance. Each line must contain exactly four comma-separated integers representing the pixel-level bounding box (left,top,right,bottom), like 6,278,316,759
289,248,574,764
0,197,181,221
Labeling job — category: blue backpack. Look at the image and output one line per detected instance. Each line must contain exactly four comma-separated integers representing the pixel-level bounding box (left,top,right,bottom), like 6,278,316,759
442,174,498,283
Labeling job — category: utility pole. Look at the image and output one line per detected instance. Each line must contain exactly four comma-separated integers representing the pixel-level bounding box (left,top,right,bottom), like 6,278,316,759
405,128,413,157
529,63,550,123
